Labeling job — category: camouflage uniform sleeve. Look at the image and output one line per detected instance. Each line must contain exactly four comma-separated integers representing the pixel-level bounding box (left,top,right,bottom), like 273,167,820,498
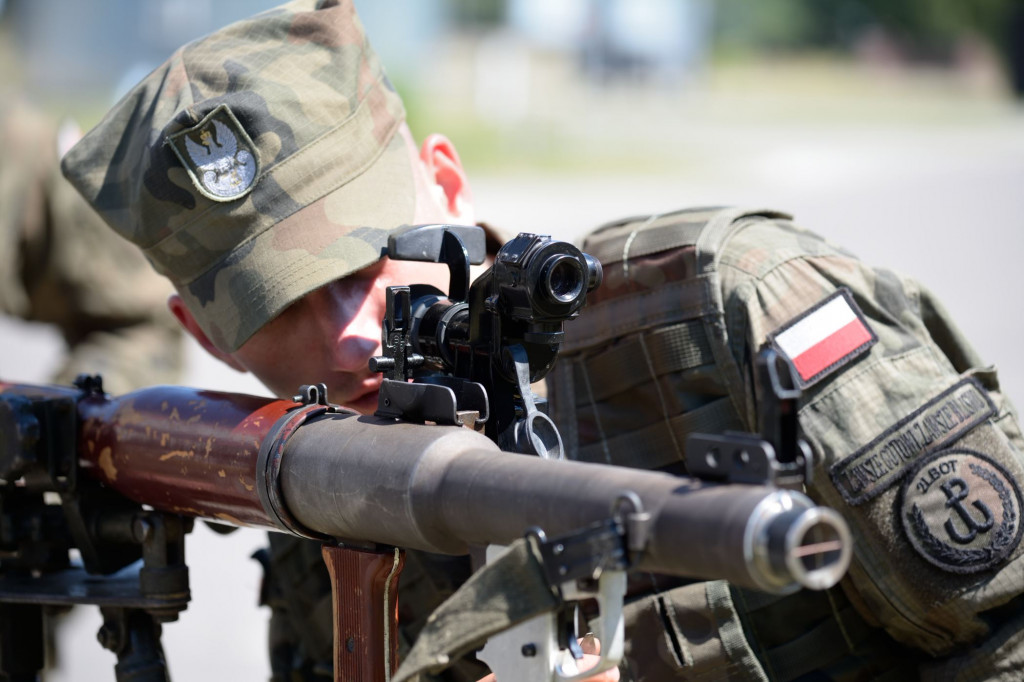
717,217,1024,680
0,101,183,393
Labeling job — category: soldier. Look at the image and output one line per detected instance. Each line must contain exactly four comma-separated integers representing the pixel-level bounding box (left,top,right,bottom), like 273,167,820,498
59,1,1023,681
58,3,608,680
0,98,184,394
0,97,185,675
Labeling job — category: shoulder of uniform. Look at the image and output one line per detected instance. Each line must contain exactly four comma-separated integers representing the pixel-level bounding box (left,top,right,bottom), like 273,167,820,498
718,214,858,280
581,206,730,246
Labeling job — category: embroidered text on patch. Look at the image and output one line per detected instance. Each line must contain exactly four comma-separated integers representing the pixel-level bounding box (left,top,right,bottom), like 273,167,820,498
899,449,1022,574
167,105,259,202
829,378,996,505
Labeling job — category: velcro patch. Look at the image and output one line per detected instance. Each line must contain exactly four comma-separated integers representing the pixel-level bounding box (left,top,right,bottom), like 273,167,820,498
830,378,995,505
166,104,260,202
899,449,1022,574
767,288,876,389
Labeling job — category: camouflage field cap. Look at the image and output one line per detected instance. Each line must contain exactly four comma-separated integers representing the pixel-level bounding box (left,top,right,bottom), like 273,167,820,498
62,0,413,352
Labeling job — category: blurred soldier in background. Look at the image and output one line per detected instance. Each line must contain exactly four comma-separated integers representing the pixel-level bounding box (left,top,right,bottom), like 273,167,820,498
0,98,183,394
0,96,185,673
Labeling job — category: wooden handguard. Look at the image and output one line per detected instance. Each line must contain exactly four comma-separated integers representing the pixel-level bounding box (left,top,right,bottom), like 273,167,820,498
322,544,406,682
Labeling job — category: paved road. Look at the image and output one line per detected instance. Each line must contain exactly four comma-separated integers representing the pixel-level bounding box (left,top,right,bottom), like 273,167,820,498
474,117,1024,402
1,108,1022,680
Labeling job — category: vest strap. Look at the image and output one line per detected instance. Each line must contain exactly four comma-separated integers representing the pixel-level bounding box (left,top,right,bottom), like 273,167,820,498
707,580,770,682
572,320,714,405
563,276,716,353
393,539,557,682
577,397,741,468
586,220,708,265
761,604,874,681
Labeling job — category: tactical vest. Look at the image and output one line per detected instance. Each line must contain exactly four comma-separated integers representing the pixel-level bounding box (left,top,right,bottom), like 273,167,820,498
548,207,1024,681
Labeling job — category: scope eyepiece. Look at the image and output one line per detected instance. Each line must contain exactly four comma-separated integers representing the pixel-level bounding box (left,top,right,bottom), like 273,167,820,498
496,234,602,322
540,254,585,305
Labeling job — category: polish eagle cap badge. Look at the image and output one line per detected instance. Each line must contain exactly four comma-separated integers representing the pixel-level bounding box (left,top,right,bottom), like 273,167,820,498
167,105,260,202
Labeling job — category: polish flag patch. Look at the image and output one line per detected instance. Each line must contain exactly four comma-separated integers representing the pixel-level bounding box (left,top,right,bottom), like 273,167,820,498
767,288,877,388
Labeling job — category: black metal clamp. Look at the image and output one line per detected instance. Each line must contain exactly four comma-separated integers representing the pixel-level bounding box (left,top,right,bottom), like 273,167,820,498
684,349,813,489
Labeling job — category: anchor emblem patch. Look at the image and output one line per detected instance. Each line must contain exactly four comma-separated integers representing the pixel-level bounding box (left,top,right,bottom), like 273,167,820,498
899,449,1022,574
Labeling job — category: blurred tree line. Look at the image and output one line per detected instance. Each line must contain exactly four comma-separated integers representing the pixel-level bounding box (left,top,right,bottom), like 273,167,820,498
448,0,1024,95
716,0,1024,94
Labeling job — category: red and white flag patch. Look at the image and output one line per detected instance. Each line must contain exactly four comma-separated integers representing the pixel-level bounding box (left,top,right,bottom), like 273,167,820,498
768,288,877,388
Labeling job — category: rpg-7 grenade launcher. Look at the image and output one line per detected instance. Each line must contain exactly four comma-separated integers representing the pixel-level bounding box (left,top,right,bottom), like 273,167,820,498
0,225,853,682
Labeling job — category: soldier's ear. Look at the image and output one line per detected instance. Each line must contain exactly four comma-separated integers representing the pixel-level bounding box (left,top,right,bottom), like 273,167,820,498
419,133,474,222
167,294,247,372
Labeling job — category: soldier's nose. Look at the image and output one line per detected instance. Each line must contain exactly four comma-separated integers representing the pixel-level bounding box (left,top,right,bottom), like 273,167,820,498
311,278,386,373
331,334,382,373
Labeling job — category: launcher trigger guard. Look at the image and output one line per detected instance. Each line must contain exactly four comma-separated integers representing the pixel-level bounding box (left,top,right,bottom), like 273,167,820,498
553,570,626,682
478,518,628,682
476,552,626,682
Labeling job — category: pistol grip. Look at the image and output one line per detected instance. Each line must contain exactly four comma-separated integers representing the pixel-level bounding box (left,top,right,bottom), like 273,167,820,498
321,544,405,682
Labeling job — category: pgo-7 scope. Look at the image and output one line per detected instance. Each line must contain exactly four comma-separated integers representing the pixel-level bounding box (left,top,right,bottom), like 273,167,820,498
491,233,603,324
370,225,602,457
411,232,602,382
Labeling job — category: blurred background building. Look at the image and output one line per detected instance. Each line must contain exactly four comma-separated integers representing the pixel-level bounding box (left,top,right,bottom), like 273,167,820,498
1,1,1023,680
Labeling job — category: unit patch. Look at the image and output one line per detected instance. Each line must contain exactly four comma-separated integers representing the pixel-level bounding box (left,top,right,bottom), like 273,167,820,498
167,104,259,202
899,449,1022,574
767,288,876,389
830,378,996,505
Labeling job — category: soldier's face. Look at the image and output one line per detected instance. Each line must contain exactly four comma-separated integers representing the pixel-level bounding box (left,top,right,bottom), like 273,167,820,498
229,256,451,413
171,124,476,412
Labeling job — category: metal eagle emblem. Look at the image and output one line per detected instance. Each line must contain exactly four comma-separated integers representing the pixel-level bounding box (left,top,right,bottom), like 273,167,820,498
167,105,260,202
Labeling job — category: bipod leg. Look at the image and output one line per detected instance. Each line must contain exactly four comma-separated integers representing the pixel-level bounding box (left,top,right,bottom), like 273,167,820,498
0,602,43,681
98,607,169,682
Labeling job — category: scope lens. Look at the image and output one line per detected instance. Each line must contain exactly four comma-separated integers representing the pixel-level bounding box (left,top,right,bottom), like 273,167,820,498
544,255,584,303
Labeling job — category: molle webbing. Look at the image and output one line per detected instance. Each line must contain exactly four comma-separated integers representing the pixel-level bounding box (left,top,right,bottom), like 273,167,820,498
554,208,790,466
561,277,715,354
576,397,742,468
571,320,714,406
